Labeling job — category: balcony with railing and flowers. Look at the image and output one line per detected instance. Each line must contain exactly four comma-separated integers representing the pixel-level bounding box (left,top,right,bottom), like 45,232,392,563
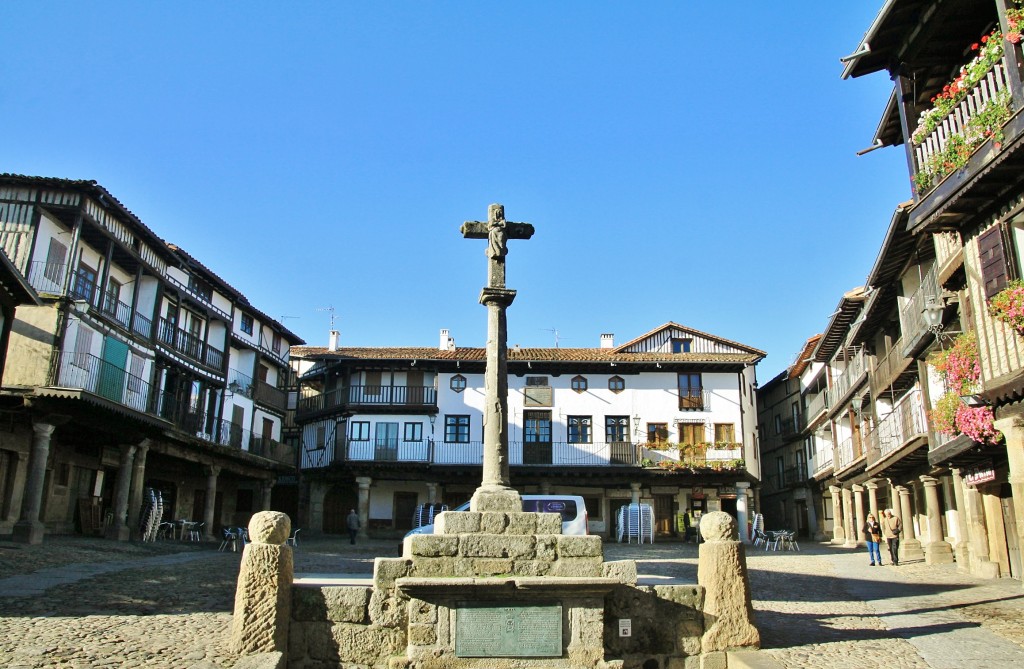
908,22,1022,227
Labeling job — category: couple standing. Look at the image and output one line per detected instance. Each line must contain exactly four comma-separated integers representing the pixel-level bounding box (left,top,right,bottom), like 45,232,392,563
863,508,902,566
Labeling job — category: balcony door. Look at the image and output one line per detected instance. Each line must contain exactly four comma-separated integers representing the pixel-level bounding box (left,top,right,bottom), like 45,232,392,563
375,422,399,461
97,337,128,403
523,410,552,464
606,416,634,464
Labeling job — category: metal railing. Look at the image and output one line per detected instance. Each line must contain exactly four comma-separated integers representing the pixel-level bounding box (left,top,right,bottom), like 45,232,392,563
156,318,224,370
132,312,153,339
870,337,913,395
54,350,152,413
25,260,66,294
100,293,132,330
315,440,742,469
678,389,712,411
228,368,254,398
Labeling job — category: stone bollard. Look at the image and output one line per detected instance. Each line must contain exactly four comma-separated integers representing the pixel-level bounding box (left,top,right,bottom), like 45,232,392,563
231,511,294,655
697,511,760,659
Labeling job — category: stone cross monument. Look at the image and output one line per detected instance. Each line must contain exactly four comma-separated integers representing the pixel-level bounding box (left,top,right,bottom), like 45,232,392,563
460,203,534,512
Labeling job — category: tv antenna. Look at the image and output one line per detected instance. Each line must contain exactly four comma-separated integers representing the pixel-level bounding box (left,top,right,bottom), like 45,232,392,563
541,327,561,348
316,305,337,330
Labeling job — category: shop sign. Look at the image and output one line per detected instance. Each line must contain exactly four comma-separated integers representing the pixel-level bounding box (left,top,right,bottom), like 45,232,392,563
690,487,705,500
963,462,995,486
719,486,737,497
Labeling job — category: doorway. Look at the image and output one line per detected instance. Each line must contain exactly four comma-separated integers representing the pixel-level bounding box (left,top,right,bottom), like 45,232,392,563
524,411,552,464
394,491,419,531
324,484,358,535
654,494,676,536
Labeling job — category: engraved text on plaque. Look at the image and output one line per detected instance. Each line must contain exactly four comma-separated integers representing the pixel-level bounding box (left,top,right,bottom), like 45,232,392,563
455,603,562,657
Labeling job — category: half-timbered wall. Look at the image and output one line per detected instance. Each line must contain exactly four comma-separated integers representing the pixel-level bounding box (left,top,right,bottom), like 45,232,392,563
620,326,752,355
965,222,1024,387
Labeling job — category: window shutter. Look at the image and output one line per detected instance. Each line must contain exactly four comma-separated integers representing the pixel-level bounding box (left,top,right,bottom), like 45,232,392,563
978,225,1008,298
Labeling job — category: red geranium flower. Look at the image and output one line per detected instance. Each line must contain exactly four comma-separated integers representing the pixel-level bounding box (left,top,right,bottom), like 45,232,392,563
982,35,989,43
972,42,979,50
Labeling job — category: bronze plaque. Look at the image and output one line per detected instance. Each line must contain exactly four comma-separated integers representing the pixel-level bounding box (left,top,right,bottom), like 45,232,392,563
455,603,562,657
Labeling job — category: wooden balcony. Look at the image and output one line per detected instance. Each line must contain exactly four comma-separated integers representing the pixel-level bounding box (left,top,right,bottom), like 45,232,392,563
253,380,287,411
898,265,941,359
296,385,438,419
54,350,153,414
826,350,868,414
864,389,929,470
934,231,964,288
156,318,224,371
869,336,915,397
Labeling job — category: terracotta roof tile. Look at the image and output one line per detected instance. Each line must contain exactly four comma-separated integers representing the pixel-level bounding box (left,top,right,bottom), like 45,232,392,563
290,345,760,364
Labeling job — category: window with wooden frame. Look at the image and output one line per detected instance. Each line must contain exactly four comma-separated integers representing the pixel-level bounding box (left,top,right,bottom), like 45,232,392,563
979,224,1011,299
714,423,736,444
568,415,592,443
240,313,254,335
678,373,703,410
647,423,669,444
444,415,470,443
404,422,423,442
72,327,94,369
671,338,692,353
608,376,625,393
44,238,67,285
450,374,467,393
127,352,145,393
73,262,97,303
350,421,370,441
678,422,704,446
605,415,629,442
571,375,588,393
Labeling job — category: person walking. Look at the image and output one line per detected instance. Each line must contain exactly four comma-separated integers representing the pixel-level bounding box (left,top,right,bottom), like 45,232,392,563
863,513,883,566
882,508,902,566
346,508,360,545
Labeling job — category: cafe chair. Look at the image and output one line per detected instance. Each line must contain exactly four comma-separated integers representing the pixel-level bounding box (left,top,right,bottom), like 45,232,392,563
286,528,300,547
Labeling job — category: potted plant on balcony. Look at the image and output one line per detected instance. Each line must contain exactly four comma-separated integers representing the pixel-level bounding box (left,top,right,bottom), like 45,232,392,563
988,279,1024,336
910,25,1015,194
928,332,1002,444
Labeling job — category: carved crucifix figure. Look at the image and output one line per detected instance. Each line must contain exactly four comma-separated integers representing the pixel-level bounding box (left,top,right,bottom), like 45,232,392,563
460,204,534,512
460,203,534,289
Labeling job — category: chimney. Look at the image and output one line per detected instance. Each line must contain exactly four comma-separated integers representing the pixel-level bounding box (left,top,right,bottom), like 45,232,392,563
600,333,615,349
440,328,455,351
328,330,340,352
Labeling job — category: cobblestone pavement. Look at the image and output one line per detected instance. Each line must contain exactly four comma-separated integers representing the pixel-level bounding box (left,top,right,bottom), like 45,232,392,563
1,535,1023,668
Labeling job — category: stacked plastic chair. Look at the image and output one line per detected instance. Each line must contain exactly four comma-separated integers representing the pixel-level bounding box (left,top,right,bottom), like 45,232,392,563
616,503,655,544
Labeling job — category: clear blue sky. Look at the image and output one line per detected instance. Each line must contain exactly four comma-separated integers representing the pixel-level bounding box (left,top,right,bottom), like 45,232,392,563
4,2,907,381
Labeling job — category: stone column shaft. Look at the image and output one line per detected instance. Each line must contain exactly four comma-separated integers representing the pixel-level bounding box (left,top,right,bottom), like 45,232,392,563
866,480,880,520
127,441,150,540
842,487,856,547
950,468,972,572
356,476,371,539
630,482,641,505
13,422,57,544
260,480,274,511
737,481,750,543
106,444,137,541
426,482,438,504
921,475,954,564
964,483,999,577
897,484,924,562
851,484,866,547
994,417,1024,578
203,465,220,541
3,451,28,524
829,485,845,543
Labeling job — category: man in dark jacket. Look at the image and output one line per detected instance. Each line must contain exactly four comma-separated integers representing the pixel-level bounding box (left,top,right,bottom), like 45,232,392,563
346,508,360,545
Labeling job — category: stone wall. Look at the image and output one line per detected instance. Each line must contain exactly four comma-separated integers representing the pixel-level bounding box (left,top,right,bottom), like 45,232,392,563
237,510,757,669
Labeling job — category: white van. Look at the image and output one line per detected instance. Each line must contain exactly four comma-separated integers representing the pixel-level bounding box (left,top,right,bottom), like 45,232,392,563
404,495,589,537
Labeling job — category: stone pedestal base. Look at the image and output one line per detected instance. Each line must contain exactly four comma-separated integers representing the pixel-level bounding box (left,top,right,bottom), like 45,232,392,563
844,538,860,548
954,542,970,572
105,525,130,541
899,539,924,563
470,485,522,513
831,527,845,544
971,559,1001,579
924,541,954,565
12,520,44,545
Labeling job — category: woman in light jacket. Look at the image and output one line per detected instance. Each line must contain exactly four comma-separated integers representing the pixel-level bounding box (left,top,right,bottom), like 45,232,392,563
863,513,883,566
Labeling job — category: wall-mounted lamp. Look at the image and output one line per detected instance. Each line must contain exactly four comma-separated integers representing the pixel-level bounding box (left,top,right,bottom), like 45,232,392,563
226,380,242,398
960,394,989,408
921,295,945,333
850,395,864,416
72,299,90,316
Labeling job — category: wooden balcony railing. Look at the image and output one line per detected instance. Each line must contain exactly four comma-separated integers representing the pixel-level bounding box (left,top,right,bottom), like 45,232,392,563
899,265,940,357
836,435,858,471
934,230,964,286
804,391,828,423
296,385,438,418
868,388,928,460
913,56,1011,194
869,336,914,395
812,444,834,476
253,380,287,411
249,436,295,466
826,350,867,411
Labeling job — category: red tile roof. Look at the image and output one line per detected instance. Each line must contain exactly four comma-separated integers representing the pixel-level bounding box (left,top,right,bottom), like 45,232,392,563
291,345,761,364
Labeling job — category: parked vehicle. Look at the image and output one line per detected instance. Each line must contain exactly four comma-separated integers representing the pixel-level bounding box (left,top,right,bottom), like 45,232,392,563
403,494,589,538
